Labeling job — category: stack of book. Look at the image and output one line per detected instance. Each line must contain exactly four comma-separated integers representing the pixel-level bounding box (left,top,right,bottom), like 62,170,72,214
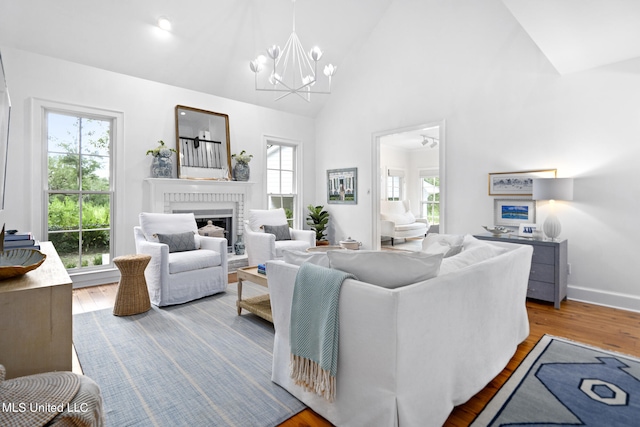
257,263,266,275
4,232,41,250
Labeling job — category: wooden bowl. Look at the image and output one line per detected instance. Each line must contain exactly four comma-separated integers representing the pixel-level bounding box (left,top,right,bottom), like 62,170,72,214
0,249,47,280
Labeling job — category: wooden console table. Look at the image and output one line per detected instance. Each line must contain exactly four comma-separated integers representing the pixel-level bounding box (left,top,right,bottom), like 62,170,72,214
0,242,72,379
474,234,568,309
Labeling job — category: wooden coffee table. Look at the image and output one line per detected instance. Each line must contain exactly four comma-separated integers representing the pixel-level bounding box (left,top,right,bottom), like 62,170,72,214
236,266,272,323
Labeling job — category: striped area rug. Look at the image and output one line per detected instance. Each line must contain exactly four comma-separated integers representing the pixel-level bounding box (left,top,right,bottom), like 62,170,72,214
73,282,305,427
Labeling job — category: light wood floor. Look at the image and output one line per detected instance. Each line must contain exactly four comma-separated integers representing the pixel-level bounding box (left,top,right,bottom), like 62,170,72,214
73,283,640,427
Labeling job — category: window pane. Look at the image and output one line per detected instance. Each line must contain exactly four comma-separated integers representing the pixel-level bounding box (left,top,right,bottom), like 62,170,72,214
48,194,80,231
282,196,294,215
267,145,280,169
49,231,80,268
267,170,280,193
269,195,282,210
48,153,80,190
281,171,293,194
82,194,111,230
81,118,110,156
82,229,110,256
46,108,114,272
81,155,110,191
48,112,79,154
281,146,293,170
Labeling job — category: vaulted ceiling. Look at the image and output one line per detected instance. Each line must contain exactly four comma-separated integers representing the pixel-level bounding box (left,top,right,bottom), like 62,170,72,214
1,0,638,118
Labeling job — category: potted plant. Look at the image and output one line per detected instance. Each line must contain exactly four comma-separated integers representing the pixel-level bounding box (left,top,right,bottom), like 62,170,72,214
231,150,253,181
306,205,330,245
147,140,176,178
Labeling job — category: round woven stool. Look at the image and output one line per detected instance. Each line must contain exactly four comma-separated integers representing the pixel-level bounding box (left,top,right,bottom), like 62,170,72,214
113,254,152,316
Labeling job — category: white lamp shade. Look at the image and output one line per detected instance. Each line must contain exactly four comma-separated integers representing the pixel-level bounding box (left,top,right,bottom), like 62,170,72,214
532,178,574,201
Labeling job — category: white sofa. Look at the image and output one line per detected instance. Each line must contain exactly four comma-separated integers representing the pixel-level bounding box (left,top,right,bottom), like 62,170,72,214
267,236,533,427
134,212,228,306
380,200,429,245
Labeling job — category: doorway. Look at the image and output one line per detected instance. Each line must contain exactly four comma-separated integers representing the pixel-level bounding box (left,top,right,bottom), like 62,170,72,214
371,121,446,250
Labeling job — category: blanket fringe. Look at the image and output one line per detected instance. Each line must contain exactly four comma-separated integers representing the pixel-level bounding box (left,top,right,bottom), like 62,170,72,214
290,353,336,402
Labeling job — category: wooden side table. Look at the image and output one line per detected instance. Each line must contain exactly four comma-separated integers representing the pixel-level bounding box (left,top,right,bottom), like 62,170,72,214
236,266,272,322
113,254,152,316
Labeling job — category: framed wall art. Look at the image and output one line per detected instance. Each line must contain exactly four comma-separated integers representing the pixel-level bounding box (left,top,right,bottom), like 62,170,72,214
327,167,357,204
488,169,556,196
494,199,536,227
518,223,538,238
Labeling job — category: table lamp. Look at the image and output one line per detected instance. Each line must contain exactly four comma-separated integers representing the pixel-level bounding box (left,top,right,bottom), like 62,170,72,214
532,178,573,240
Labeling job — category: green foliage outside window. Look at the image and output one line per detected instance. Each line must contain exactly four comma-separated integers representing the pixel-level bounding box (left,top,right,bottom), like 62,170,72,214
47,113,112,269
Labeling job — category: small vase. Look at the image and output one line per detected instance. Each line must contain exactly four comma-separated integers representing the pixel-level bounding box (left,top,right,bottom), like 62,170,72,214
234,235,245,255
233,162,250,181
151,155,173,178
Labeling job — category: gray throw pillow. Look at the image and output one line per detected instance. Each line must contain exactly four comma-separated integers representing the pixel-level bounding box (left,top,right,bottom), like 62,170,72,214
156,231,196,253
263,224,292,241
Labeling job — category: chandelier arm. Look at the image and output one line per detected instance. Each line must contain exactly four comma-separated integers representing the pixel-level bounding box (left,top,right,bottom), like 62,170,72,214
279,33,296,83
293,35,313,84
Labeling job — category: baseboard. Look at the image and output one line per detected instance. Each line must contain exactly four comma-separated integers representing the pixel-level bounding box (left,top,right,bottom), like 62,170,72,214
71,268,120,289
568,285,640,313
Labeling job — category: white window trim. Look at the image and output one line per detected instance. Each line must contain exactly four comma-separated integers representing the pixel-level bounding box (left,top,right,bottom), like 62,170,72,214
419,168,440,223
263,135,303,229
29,98,124,284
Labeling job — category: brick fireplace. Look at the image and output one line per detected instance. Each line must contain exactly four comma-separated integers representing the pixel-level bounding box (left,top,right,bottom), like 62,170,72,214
143,178,253,252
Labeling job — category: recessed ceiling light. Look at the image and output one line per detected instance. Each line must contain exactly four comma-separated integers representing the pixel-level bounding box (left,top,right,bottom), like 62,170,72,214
157,17,172,31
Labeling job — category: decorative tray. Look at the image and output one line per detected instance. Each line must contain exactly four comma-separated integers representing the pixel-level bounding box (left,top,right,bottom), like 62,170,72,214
0,248,47,280
482,225,511,236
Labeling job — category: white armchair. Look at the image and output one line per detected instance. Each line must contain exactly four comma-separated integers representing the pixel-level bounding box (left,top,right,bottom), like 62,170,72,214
380,200,429,245
134,212,228,306
243,208,315,266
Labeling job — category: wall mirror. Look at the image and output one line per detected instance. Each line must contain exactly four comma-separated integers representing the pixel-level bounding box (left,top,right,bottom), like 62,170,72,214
175,105,231,180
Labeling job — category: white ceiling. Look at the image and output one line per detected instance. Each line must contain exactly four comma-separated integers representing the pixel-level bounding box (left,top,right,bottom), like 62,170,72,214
1,1,638,118
0,0,394,117
502,0,640,75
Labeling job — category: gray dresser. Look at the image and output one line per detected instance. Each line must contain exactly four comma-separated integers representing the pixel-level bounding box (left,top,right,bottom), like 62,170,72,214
474,234,568,309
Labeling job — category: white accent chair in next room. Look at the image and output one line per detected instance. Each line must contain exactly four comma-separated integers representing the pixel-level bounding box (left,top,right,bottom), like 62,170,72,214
380,199,429,245
134,212,228,306
243,208,315,267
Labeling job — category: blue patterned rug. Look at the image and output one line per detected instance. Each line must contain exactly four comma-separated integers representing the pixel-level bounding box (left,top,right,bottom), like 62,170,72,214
472,335,640,426
73,282,305,427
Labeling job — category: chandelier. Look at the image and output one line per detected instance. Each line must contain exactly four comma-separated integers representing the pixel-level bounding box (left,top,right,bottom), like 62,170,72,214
249,0,336,102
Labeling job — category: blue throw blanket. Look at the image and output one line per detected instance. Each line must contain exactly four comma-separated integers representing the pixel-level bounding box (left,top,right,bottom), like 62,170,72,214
289,263,355,402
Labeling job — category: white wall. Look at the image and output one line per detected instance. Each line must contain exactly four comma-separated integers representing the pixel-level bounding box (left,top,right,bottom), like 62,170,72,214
0,47,316,285
315,0,640,311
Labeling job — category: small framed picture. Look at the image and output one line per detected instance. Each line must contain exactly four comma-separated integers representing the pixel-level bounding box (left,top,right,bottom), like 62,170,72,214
518,223,538,237
327,168,357,204
494,199,536,227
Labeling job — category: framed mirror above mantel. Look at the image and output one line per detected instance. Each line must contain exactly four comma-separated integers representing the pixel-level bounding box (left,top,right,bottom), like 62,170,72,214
175,105,232,180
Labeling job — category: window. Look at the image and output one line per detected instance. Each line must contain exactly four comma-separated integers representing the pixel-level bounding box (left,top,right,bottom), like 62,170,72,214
266,142,296,227
420,170,440,225
46,111,113,270
387,168,404,201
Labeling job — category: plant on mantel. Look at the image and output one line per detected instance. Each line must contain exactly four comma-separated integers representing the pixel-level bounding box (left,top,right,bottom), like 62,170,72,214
306,205,330,246
146,140,176,157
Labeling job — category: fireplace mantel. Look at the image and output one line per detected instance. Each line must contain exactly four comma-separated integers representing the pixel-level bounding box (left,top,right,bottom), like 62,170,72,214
144,178,253,212
143,178,254,242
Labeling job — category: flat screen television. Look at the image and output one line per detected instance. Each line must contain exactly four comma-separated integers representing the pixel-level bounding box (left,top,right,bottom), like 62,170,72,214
0,51,10,211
